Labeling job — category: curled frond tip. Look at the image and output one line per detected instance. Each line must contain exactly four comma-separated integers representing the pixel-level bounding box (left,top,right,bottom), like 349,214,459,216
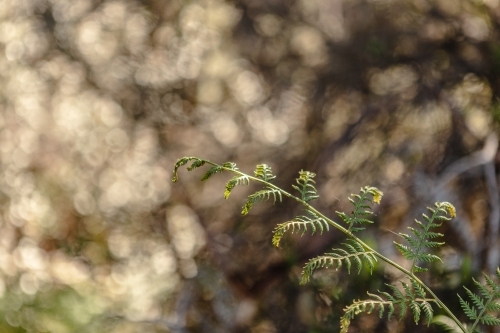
366,187,383,204
439,202,456,218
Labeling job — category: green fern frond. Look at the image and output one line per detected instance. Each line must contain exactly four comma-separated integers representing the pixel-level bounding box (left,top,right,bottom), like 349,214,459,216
201,165,224,181
201,162,239,181
222,162,239,170
292,170,320,202
336,186,383,233
224,175,250,199
410,278,426,298
341,278,434,332
272,210,329,247
241,187,282,215
254,164,276,182
457,268,500,331
172,157,205,182
300,239,377,284
173,157,492,333
480,313,500,326
394,202,454,273
458,295,478,320
187,159,205,171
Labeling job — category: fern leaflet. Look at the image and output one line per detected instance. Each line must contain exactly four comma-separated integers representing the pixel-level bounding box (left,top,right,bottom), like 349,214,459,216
172,157,205,182
457,267,500,332
272,209,329,247
200,162,238,181
341,278,434,333
292,170,320,202
222,162,238,170
394,202,455,273
300,239,377,284
254,164,276,182
336,186,383,233
241,187,282,215
200,165,224,181
224,175,250,199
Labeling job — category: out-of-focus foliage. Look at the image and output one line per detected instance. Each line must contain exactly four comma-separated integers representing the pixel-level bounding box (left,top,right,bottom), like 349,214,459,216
0,0,499,332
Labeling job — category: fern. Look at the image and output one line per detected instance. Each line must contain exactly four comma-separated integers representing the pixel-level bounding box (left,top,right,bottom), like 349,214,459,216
224,175,250,199
172,156,205,182
200,162,239,181
336,186,383,233
292,170,320,202
172,156,500,333
199,165,223,181
341,278,434,333
457,267,500,332
272,209,329,247
241,187,282,215
254,164,276,182
394,202,455,273
300,239,377,284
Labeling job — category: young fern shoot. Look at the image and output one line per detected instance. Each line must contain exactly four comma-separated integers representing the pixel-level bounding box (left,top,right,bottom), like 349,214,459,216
394,203,455,274
336,186,382,233
172,157,500,333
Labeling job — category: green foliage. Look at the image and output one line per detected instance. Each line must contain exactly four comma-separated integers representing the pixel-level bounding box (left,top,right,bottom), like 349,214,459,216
300,239,377,284
457,268,500,332
341,278,434,333
235,164,278,209
224,175,250,199
336,186,383,233
201,162,238,181
254,164,276,182
394,202,455,273
272,209,328,247
241,187,282,215
172,156,500,333
172,156,205,182
292,170,320,202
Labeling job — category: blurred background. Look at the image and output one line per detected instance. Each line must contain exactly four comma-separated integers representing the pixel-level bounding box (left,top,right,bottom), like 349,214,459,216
0,0,499,332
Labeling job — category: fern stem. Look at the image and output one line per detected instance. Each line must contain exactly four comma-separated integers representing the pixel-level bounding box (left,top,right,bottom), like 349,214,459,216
190,160,468,333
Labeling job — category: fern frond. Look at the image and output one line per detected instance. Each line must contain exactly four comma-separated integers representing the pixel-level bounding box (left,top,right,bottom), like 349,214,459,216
172,157,205,182
411,278,427,299
224,175,250,199
272,210,329,247
241,187,282,215
458,294,477,320
394,202,454,273
254,164,276,182
480,313,500,325
421,301,434,326
292,170,320,202
201,165,224,181
200,162,239,181
341,278,435,332
172,158,239,183
457,268,500,331
300,239,377,284
336,186,383,233
222,162,239,170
